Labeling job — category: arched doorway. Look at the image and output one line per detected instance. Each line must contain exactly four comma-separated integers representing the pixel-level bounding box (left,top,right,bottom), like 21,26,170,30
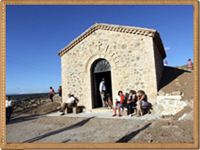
91,59,113,108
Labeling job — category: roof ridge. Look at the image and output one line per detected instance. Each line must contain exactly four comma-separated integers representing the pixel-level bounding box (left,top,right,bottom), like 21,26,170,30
58,23,159,56
95,23,157,32
59,23,97,55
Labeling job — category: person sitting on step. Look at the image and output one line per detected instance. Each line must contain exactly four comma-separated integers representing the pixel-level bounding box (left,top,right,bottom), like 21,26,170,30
126,90,137,116
112,91,125,117
136,90,149,117
60,94,77,116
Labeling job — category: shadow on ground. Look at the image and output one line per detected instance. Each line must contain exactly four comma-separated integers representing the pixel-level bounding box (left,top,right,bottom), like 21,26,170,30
116,123,152,143
23,116,95,143
159,66,190,90
61,139,71,143
8,114,41,124
8,109,58,125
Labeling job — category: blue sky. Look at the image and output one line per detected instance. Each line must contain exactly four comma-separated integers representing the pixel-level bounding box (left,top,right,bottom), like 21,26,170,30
6,5,193,94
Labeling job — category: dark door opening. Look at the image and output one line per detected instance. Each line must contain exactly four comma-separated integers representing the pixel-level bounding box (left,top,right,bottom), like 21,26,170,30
91,59,112,108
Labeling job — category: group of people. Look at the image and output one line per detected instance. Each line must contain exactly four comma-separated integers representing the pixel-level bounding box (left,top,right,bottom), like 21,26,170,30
113,90,151,117
99,78,151,117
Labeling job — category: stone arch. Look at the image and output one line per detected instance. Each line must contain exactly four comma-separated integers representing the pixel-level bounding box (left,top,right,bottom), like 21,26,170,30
83,54,117,109
85,54,116,74
90,58,113,108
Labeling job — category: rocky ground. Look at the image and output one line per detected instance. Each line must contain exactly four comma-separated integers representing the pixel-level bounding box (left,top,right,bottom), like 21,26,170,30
6,66,194,143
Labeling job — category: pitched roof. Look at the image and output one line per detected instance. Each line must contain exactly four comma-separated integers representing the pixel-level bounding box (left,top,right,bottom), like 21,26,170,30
58,23,166,59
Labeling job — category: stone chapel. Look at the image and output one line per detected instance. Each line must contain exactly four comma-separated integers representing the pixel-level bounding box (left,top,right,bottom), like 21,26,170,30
58,23,166,110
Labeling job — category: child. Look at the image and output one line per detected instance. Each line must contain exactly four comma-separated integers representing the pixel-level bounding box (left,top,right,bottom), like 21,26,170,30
112,91,125,117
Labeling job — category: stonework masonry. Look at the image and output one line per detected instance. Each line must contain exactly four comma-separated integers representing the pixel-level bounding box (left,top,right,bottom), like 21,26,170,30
59,23,166,110
153,42,164,89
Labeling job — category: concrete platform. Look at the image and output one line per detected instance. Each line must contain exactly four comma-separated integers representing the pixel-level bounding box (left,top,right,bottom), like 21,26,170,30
46,107,160,120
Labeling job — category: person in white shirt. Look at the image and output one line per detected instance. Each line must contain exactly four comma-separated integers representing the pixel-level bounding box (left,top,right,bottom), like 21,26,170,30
112,91,124,117
60,94,77,116
99,78,106,107
6,96,13,123
67,95,75,104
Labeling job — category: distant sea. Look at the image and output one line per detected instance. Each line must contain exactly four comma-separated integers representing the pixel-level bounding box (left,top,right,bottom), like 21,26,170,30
6,93,50,101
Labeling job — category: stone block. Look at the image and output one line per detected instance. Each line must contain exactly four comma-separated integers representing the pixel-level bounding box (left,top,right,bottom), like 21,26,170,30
155,96,187,116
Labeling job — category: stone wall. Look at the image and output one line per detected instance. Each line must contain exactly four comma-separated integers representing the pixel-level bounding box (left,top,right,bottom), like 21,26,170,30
153,42,164,90
61,29,160,110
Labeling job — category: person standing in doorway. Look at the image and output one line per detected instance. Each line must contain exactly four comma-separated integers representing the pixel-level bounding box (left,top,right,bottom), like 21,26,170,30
99,78,106,107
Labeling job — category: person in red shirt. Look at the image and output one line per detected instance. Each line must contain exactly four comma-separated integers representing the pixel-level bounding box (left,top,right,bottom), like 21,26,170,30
49,86,55,102
112,90,125,117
